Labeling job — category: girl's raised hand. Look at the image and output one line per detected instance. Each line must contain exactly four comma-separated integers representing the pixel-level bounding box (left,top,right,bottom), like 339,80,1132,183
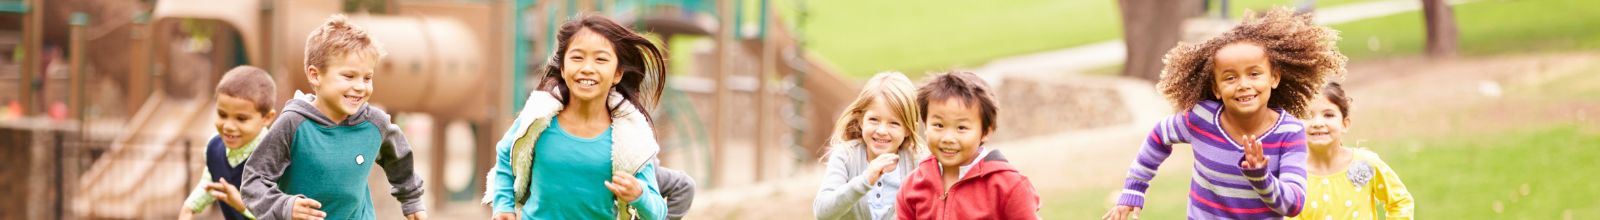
865,153,900,184
605,172,644,203
1240,134,1268,170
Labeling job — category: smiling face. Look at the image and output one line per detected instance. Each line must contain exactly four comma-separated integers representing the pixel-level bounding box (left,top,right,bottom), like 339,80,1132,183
214,94,276,149
307,52,378,121
1211,42,1280,116
1305,95,1351,148
561,28,621,103
923,98,989,169
860,98,909,157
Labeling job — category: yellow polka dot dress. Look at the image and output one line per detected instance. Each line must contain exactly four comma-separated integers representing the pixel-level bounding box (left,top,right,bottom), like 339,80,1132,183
1290,148,1415,220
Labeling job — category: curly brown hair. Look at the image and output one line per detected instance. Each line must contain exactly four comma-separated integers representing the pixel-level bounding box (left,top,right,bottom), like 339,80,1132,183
1157,8,1347,118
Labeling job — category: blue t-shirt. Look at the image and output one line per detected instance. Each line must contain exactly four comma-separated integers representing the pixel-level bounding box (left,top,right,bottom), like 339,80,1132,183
526,118,617,219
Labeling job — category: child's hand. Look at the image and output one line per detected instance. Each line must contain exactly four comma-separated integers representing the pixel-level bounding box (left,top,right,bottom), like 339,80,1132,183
406,211,427,220
605,172,644,203
1102,205,1142,220
291,198,326,220
205,179,247,212
865,153,901,184
1240,134,1268,170
491,212,517,220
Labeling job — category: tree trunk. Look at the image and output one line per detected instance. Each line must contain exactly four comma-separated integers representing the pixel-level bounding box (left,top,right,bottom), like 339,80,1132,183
1119,0,1201,82
1422,0,1459,57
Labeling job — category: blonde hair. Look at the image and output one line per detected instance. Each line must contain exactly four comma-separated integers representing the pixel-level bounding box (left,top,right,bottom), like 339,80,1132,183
826,72,925,156
303,14,387,72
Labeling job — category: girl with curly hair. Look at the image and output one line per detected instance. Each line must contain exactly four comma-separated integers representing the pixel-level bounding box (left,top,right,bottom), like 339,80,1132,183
1103,8,1347,220
1289,82,1415,220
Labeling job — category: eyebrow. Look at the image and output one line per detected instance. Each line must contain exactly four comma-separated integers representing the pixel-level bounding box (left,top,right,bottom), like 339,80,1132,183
567,48,614,56
929,114,971,122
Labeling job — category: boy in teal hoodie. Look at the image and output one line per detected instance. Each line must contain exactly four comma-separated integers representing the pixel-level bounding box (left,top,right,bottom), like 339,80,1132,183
241,14,426,220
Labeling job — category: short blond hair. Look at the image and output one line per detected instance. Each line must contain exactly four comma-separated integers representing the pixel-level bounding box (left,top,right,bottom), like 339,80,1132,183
303,14,386,71
827,72,925,155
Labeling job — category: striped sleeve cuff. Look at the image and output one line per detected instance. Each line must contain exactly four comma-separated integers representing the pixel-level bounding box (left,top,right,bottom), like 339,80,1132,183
1118,178,1151,207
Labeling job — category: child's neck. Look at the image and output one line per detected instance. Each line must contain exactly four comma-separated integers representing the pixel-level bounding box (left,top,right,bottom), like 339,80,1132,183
558,98,612,138
561,98,610,123
941,164,960,189
1306,143,1350,175
313,100,351,123
1220,109,1279,138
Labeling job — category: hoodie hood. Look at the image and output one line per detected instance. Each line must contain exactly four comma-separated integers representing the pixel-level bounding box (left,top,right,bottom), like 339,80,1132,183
281,90,372,127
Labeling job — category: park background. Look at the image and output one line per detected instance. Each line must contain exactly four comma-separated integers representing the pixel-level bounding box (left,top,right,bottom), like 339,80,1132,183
0,0,1595,219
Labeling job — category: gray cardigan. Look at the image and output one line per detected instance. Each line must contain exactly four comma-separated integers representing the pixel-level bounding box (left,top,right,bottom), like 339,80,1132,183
812,140,921,220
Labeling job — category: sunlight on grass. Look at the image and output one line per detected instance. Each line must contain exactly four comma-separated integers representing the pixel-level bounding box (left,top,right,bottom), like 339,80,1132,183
1042,123,1600,219
1331,0,1600,59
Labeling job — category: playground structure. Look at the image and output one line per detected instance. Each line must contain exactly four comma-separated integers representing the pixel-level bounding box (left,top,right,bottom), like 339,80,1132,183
0,0,858,218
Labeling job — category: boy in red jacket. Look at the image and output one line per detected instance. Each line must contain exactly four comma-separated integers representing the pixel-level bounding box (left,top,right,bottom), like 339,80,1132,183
896,71,1040,220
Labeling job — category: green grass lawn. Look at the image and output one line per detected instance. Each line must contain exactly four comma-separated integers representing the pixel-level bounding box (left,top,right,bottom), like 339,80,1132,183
1331,0,1600,59
777,0,1377,78
771,0,1596,79
1041,123,1600,219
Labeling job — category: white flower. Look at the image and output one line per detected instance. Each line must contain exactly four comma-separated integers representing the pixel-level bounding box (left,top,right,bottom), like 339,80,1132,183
1347,160,1374,188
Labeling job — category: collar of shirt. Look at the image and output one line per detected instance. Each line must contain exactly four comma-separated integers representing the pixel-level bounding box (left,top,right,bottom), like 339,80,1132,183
226,128,268,166
936,147,991,180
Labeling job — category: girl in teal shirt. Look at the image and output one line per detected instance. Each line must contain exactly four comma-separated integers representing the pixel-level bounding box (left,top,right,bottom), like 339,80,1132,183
484,15,671,220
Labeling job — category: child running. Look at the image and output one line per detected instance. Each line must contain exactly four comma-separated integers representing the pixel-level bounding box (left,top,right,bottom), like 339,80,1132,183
1103,8,1347,220
896,71,1040,219
179,66,277,220
813,72,925,220
483,15,669,220
1288,82,1414,220
242,14,427,220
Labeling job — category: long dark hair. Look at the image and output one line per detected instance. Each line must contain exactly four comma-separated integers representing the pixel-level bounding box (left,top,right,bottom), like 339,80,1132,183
540,15,668,124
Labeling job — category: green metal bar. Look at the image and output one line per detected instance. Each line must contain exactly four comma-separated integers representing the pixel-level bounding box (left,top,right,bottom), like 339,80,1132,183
513,0,537,113
758,0,768,39
0,1,28,14
732,0,742,39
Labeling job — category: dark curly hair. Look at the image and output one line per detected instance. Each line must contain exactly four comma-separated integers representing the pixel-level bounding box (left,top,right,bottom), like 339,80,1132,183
1157,8,1347,118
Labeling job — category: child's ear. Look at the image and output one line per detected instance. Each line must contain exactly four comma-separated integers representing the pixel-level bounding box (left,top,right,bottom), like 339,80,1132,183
981,128,993,144
1342,116,1353,132
305,66,322,88
264,110,278,124
1270,71,1282,89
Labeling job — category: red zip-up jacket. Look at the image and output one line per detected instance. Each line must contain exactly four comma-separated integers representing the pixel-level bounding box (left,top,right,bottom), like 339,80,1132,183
895,149,1040,220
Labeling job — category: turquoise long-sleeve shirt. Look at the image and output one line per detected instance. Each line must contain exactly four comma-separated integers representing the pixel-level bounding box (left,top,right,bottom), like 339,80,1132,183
489,117,667,220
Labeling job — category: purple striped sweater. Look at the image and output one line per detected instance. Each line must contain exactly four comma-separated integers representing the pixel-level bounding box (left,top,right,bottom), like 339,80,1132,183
1118,100,1308,219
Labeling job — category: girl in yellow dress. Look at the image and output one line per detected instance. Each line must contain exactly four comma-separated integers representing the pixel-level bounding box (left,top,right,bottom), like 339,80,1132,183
1292,82,1415,220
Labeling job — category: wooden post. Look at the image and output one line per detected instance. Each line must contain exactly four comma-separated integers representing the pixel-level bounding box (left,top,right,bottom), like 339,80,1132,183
69,13,87,120
754,0,774,182
20,0,42,116
430,117,448,209
128,13,152,115
712,0,731,187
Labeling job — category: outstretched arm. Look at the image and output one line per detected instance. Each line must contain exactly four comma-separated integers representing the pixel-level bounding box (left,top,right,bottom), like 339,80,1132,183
1239,134,1308,217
